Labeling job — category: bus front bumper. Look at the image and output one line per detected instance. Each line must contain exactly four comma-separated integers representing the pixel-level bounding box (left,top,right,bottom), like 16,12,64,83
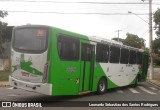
9,76,52,95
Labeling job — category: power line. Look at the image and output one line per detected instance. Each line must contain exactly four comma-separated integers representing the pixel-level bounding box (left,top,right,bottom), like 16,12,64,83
0,0,155,13
141,30,149,36
1,0,160,5
4,10,149,15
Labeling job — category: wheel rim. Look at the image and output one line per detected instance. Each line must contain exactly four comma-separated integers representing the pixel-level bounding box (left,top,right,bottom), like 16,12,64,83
99,81,105,92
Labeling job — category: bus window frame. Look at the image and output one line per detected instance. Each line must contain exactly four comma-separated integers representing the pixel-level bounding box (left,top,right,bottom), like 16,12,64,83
120,47,129,64
57,34,80,61
109,45,121,63
96,43,109,63
129,49,137,64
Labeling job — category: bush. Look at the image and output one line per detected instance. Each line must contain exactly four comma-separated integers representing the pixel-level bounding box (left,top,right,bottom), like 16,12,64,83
0,70,9,81
154,55,160,66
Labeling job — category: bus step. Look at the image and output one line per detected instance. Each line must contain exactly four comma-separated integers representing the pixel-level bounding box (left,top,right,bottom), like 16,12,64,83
79,91,92,95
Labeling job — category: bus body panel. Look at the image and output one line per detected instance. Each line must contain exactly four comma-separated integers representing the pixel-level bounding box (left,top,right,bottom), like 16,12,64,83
10,25,49,83
100,63,138,87
11,50,47,83
9,76,52,95
9,25,51,95
79,41,95,92
48,28,89,95
10,25,149,96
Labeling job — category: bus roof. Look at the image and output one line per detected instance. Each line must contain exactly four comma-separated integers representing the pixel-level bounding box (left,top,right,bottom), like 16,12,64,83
14,25,144,53
88,36,144,52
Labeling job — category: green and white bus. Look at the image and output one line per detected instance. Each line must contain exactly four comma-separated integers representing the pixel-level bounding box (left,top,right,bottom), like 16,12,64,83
9,25,149,96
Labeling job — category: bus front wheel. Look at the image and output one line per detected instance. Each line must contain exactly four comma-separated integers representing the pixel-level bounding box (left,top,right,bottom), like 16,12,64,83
96,77,107,95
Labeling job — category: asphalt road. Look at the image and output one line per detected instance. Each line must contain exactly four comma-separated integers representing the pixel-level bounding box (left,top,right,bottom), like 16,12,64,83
0,82,160,110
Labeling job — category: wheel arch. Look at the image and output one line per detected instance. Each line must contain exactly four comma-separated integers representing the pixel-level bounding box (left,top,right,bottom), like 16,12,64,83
96,76,108,94
96,76,108,92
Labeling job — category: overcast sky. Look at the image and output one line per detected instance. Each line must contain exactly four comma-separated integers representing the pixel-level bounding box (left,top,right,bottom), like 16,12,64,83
0,0,160,47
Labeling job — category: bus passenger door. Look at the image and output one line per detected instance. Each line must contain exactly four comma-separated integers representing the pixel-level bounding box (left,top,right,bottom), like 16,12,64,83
80,43,95,92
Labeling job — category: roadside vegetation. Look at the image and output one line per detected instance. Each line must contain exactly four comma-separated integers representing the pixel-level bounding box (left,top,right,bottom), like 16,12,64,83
0,70,10,81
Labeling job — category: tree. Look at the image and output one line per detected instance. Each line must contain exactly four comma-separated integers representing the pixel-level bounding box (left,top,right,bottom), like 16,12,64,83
0,10,8,53
153,8,160,37
112,33,145,49
153,8,160,66
123,33,145,49
152,38,160,66
152,38,160,54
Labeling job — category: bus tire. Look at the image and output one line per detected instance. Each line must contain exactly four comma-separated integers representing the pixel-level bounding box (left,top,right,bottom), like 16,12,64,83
96,77,107,95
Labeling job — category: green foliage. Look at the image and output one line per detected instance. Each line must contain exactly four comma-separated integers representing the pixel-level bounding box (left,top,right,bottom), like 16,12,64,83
0,70,9,81
154,55,160,66
152,38,160,54
123,33,145,48
152,38,160,66
145,47,149,53
0,10,8,52
153,8,160,66
112,33,145,49
0,11,8,18
153,8,160,37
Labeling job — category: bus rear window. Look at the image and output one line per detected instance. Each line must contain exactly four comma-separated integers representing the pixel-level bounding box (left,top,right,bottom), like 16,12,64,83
13,28,48,53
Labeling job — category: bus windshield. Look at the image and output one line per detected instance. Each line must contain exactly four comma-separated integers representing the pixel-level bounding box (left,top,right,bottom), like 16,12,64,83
13,27,48,53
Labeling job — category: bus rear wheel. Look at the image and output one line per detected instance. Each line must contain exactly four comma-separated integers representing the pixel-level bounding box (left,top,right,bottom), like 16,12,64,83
96,78,107,95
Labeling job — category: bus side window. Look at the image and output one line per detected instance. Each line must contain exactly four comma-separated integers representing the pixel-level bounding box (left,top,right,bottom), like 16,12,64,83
57,35,79,61
96,43,109,63
120,48,129,64
109,46,120,63
129,50,136,64
137,52,142,64
81,43,93,61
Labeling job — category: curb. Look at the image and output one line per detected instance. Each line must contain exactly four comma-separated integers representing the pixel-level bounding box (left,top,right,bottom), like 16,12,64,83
0,85,10,87
0,81,10,87
147,80,160,88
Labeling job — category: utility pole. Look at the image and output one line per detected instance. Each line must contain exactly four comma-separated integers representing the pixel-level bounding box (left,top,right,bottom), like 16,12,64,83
130,0,153,79
149,0,154,80
115,30,122,42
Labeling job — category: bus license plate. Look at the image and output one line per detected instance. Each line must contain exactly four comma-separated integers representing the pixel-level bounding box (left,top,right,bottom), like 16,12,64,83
22,72,29,77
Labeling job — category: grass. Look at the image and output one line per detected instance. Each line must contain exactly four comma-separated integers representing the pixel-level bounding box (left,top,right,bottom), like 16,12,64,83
0,70,10,81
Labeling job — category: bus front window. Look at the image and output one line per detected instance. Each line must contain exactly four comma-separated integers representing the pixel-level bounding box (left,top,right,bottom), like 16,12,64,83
13,28,48,53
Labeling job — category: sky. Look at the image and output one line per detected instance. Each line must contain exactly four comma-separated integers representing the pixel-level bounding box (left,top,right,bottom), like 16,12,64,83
0,0,160,47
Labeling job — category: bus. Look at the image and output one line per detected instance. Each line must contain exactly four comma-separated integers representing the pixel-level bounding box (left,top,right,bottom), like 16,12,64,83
9,25,149,96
